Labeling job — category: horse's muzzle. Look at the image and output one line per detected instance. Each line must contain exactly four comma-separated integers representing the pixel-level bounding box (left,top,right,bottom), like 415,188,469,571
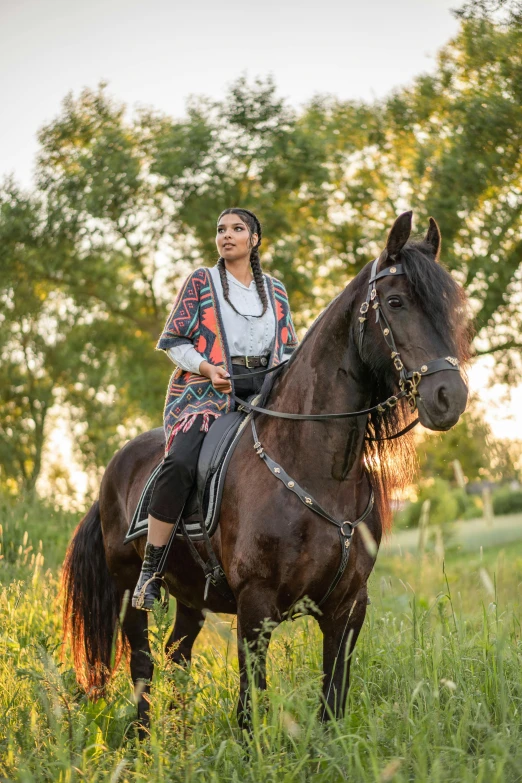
416,372,468,431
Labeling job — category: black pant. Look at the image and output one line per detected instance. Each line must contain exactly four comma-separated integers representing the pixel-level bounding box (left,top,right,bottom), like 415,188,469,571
148,366,264,524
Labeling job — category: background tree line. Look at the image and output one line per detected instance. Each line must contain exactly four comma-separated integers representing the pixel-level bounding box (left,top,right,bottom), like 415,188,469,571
1,2,521,495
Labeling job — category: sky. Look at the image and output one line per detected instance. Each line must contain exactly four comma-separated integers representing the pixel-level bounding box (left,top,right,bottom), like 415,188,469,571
1,0,460,186
2,0,520,448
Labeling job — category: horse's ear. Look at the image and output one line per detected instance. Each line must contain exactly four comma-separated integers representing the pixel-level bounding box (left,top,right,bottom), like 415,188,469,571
425,217,441,262
384,211,412,263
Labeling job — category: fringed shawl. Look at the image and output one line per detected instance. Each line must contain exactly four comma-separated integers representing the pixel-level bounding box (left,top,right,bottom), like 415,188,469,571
156,267,298,453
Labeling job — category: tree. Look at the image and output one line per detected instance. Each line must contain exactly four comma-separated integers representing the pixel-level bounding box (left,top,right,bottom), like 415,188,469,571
3,8,522,493
142,75,335,322
416,402,521,485
0,183,80,490
1,78,336,490
303,5,522,380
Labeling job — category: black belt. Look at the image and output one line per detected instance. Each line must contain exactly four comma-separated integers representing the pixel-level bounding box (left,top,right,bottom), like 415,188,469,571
231,355,269,369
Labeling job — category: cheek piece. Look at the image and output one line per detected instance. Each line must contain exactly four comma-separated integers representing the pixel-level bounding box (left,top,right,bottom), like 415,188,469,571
358,258,460,411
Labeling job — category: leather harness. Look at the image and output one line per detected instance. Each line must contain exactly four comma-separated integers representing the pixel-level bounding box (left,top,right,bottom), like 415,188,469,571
228,258,462,606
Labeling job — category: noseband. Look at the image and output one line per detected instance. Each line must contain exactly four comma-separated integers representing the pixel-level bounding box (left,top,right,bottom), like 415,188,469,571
358,258,460,411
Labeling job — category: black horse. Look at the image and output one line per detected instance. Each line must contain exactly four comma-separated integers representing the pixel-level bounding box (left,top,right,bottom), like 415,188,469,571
63,211,471,729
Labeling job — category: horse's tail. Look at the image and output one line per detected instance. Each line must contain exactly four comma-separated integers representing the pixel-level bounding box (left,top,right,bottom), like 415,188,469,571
61,500,125,698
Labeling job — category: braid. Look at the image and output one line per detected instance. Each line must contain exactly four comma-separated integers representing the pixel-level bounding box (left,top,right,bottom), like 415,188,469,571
216,207,268,317
249,245,268,315
217,256,236,313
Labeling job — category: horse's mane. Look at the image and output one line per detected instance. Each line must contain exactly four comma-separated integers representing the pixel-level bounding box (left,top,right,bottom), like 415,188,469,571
259,240,472,534
363,237,473,533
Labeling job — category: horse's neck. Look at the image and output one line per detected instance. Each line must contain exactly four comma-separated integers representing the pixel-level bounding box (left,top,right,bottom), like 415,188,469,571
259,285,370,498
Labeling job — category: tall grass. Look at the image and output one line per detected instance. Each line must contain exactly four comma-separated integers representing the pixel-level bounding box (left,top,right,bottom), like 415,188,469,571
2,494,522,782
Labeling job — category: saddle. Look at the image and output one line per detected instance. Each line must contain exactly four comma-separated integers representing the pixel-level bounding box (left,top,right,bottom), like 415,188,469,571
124,407,252,545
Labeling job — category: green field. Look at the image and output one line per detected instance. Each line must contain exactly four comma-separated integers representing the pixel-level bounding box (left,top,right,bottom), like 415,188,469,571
2,495,522,782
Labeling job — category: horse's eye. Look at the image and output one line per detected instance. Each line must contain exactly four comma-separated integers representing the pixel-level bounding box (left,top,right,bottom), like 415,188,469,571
387,297,402,309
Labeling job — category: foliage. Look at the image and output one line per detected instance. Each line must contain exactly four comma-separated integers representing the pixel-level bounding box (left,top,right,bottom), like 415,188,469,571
415,404,522,485
2,4,522,490
395,478,481,530
309,4,522,381
492,486,522,515
0,490,79,573
3,495,522,780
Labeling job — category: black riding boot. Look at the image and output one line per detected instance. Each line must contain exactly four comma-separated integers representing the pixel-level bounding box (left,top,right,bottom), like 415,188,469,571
132,543,167,611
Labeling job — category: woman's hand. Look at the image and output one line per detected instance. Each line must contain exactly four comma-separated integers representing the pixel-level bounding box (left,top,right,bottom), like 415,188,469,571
199,361,232,394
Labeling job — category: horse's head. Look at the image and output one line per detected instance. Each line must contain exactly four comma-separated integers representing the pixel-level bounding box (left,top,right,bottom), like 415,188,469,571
359,211,471,431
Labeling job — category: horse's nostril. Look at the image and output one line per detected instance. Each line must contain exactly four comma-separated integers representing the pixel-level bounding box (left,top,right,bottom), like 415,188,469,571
437,384,450,413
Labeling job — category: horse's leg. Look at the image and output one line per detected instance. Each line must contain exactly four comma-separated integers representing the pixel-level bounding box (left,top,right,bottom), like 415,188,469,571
236,588,278,731
318,585,368,721
122,606,153,733
165,602,205,665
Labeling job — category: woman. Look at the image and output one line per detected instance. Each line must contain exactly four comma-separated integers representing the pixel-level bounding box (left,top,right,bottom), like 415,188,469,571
132,208,298,609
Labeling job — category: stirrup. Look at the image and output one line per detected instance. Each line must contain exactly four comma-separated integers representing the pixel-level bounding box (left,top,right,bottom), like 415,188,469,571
134,572,170,611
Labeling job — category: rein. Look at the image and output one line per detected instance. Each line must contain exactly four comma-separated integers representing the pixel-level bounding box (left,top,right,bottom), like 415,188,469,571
232,390,408,421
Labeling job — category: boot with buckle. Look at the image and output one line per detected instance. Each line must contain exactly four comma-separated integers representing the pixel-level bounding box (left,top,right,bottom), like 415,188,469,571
132,543,167,611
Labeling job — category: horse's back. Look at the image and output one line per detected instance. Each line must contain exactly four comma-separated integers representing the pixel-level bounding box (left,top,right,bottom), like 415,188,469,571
99,427,165,549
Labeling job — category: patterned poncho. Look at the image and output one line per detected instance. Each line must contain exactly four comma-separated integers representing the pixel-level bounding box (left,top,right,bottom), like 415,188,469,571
156,267,298,453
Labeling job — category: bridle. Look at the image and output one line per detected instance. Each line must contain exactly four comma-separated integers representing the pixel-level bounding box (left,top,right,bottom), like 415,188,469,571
233,257,461,425
358,257,461,413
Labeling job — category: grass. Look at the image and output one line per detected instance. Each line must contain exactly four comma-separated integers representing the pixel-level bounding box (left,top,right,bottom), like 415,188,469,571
2,494,522,781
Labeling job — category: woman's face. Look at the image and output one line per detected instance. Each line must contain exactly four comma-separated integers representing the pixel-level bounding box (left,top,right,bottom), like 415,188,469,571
216,213,258,261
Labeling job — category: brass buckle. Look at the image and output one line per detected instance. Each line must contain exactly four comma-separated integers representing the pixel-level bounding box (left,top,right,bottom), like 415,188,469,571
245,355,254,369
400,372,422,410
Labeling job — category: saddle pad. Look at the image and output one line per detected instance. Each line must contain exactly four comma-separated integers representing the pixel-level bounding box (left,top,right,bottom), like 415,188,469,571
123,409,252,544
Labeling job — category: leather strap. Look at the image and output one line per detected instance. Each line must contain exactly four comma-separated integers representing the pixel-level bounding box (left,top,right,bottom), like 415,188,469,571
231,354,270,368
251,417,375,606
369,263,404,283
232,389,407,421
404,357,460,379
230,360,288,380
365,416,420,442
181,518,235,603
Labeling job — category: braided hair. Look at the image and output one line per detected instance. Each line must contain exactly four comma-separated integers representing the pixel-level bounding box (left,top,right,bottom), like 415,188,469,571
217,208,268,318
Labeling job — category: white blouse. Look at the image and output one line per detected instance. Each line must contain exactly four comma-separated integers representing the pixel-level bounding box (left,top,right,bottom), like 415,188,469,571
166,265,276,374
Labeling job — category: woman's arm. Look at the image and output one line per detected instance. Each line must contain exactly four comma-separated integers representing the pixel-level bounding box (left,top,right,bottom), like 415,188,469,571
159,269,231,391
166,344,206,375
166,345,232,393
